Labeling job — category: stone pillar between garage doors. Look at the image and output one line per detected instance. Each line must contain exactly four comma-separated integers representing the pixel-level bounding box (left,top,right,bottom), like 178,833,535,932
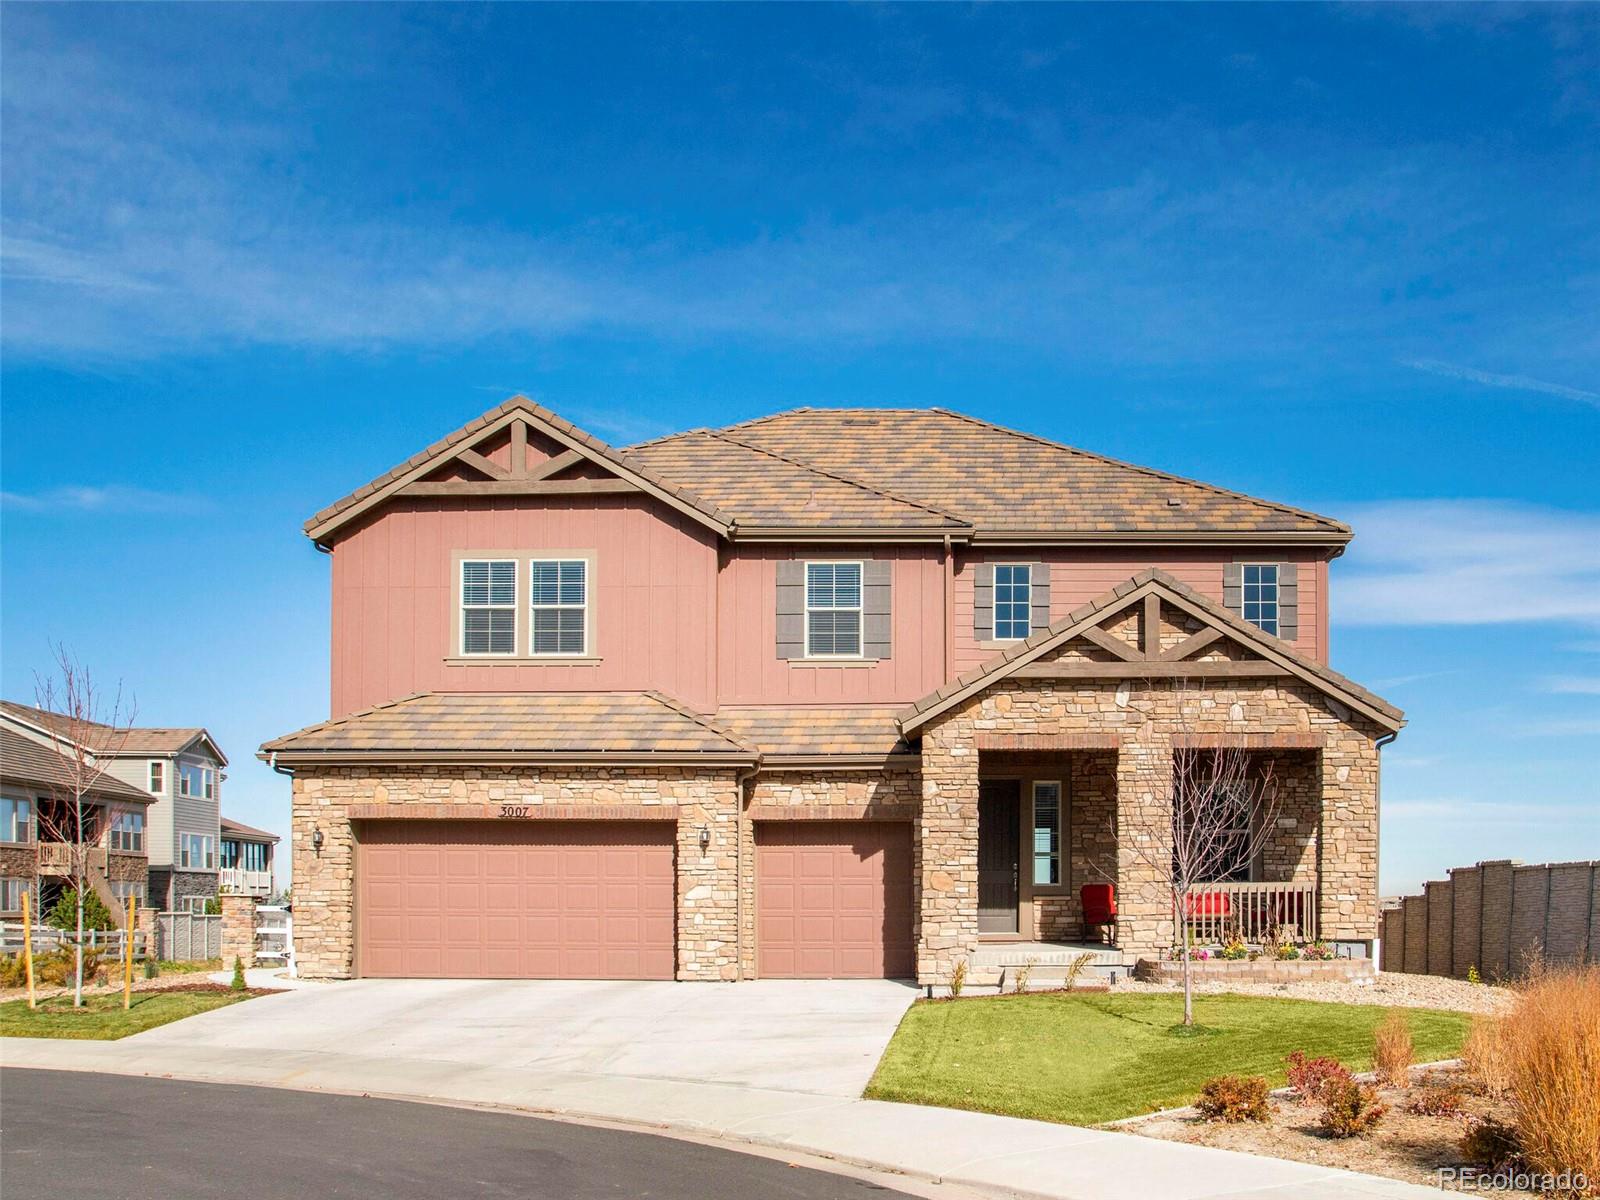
675,776,742,982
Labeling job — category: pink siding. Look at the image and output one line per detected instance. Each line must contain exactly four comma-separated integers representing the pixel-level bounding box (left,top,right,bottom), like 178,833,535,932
950,547,1330,675
329,498,720,717
716,546,949,705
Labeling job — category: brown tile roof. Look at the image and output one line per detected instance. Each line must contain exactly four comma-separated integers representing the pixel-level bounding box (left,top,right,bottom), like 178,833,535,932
221,817,280,843
0,726,154,805
260,692,757,762
713,705,913,759
0,701,224,762
623,432,967,531
899,568,1402,733
661,407,1348,538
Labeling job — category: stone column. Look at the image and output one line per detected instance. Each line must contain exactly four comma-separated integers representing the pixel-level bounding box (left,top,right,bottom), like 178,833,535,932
1114,733,1175,958
675,773,741,981
220,892,257,970
916,720,979,985
292,772,355,978
136,903,160,963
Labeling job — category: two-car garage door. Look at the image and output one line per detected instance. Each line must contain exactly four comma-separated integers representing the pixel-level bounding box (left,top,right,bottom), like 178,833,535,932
354,818,914,981
356,821,675,979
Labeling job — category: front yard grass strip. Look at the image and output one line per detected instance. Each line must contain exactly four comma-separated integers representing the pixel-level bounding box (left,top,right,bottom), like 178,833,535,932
865,992,1470,1126
0,988,254,1040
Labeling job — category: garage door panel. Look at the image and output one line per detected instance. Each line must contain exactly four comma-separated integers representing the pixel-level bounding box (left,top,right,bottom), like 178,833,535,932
358,820,675,979
756,822,914,980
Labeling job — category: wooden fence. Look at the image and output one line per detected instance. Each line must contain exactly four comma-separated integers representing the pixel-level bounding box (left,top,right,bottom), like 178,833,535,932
1380,859,1600,979
0,923,148,959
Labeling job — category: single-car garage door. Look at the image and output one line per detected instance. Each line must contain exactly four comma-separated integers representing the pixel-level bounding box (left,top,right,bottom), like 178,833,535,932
756,821,914,979
356,821,675,979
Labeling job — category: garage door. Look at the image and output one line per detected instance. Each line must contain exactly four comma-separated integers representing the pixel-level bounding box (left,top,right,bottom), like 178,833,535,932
356,821,675,979
756,822,914,979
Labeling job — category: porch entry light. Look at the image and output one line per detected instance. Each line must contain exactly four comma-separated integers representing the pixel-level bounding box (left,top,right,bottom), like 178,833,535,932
697,826,711,853
311,827,324,853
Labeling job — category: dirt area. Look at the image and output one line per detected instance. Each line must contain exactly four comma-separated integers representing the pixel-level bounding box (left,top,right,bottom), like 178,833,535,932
1129,1067,1538,1197
0,968,285,1004
1114,969,1513,1015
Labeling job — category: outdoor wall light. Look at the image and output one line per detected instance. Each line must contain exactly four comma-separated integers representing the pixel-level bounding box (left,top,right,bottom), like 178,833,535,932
698,826,711,853
311,827,324,853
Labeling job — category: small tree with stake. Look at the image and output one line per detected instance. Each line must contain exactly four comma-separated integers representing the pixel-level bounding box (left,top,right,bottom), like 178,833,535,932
1119,681,1283,1027
32,646,137,1009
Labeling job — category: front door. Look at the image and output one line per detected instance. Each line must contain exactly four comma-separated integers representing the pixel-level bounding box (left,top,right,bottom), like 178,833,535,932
978,780,1020,934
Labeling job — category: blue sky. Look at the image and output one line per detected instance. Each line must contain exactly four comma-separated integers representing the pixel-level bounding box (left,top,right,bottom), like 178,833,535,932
2,4,1596,894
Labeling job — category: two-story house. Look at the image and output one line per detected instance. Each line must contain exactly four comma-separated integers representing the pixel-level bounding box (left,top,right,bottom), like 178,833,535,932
1,702,230,914
0,712,153,923
263,398,1401,983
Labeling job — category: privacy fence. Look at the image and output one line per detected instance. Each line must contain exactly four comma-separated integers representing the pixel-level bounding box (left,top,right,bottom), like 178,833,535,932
1380,859,1600,979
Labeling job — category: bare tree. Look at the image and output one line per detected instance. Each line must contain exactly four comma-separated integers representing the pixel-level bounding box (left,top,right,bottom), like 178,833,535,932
1119,681,1283,1027
32,646,137,1008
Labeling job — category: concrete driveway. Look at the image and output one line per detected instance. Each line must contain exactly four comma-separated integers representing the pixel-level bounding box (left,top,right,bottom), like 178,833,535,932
130,978,919,1097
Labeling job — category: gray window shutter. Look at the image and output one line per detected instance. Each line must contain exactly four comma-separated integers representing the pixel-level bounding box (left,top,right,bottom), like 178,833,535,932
776,560,805,660
863,559,892,660
1277,563,1298,642
1030,563,1051,636
1223,563,1243,616
973,562,995,642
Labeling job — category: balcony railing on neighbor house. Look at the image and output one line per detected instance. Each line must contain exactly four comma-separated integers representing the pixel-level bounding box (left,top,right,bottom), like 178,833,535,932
219,867,273,896
1182,881,1319,945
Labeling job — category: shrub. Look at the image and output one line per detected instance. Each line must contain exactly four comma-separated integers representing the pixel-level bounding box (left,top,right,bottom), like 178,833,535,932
143,956,159,980
1499,963,1600,1191
1218,935,1248,961
204,896,222,916
1460,1117,1521,1170
1466,963,1481,985
31,945,108,987
1301,941,1334,961
1011,957,1035,994
1195,1075,1271,1124
1276,943,1302,960
947,957,968,998
45,888,115,932
1319,1077,1386,1138
1407,1083,1466,1118
230,957,246,991
1285,1050,1352,1106
1462,1015,1511,1096
1372,1009,1413,1087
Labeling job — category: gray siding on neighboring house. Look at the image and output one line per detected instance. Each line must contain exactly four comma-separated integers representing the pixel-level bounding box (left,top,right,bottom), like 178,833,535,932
173,753,221,873
106,757,176,865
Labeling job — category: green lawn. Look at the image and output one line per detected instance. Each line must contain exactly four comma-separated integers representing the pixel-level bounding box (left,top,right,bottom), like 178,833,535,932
865,992,1471,1126
0,989,252,1040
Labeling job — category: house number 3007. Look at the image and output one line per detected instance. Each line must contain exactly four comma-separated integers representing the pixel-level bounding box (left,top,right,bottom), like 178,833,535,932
498,804,531,819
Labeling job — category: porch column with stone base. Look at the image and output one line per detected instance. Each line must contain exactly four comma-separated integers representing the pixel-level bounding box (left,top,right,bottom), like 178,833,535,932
917,721,980,986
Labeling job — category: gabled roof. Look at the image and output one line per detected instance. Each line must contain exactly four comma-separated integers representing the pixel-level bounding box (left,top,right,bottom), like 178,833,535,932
0,726,154,805
260,691,757,765
697,408,1349,542
221,816,280,843
898,569,1403,735
0,701,227,764
303,397,733,546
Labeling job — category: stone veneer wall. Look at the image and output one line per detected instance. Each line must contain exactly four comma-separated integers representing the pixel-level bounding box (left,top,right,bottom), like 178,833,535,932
165,870,219,912
739,767,920,977
916,673,1383,985
292,765,741,980
0,845,36,906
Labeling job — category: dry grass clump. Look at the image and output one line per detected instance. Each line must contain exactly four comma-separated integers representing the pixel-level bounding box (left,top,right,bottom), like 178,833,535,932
1372,1008,1414,1088
1497,963,1600,1193
1461,1014,1512,1096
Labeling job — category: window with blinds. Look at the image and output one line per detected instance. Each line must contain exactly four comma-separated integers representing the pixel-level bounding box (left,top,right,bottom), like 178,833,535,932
1032,781,1061,886
805,562,863,656
530,559,587,655
461,559,517,655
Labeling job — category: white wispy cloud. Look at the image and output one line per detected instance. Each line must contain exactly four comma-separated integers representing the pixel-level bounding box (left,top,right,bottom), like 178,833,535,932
1540,676,1600,695
1402,358,1600,408
0,486,210,515
1333,500,1600,627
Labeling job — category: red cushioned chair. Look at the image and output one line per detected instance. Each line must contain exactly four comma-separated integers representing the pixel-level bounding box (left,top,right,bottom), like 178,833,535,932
1081,883,1117,944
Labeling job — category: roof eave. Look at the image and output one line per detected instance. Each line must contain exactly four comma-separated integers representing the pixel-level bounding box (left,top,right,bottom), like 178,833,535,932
257,749,759,769
966,529,1351,547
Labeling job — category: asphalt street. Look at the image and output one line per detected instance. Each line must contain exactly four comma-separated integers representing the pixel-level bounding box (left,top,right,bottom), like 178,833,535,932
0,1068,919,1199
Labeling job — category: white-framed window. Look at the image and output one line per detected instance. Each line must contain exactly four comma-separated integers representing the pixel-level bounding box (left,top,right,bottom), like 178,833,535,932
529,559,587,656
994,564,1033,641
460,559,518,656
805,561,863,657
108,879,148,907
108,810,145,853
184,895,209,915
148,761,165,794
1,795,35,844
0,877,29,911
180,833,215,870
1241,563,1279,636
1031,780,1062,886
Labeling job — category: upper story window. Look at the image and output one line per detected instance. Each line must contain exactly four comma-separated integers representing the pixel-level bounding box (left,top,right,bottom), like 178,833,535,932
805,562,863,657
1241,564,1279,636
530,560,587,656
108,810,145,853
460,559,518,656
179,764,215,800
148,761,165,794
180,832,215,870
227,841,270,872
1,796,34,844
994,564,1034,641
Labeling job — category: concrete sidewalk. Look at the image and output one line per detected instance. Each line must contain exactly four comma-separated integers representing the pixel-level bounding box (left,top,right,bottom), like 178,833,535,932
3,1037,1438,1198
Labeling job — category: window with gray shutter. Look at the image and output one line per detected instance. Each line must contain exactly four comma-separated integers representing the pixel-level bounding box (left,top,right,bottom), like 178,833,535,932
982,562,1050,642
863,560,892,659
778,559,892,660
973,562,995,642
776,560,806,659
1031,561,1051,636
1224,562,1297,640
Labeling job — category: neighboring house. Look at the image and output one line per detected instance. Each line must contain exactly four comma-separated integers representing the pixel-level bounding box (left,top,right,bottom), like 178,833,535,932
263,398,1402,983
0,701,227,915
0,720,153,925
220,817,279,897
